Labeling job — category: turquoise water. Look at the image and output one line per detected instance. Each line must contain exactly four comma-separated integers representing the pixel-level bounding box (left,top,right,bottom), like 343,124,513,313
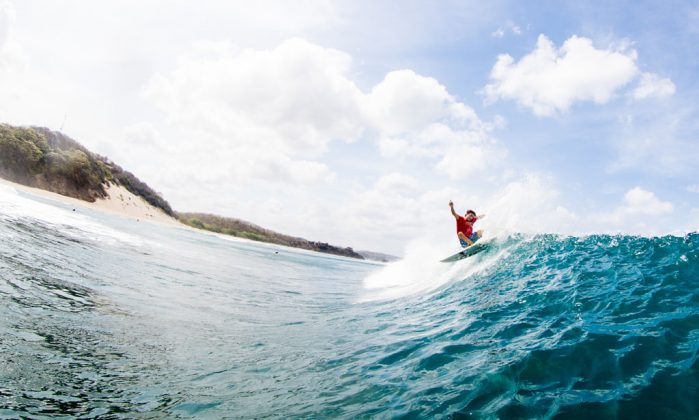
0,186,698,419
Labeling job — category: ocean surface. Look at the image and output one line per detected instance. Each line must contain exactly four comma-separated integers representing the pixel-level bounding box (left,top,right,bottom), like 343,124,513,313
1,184,698,419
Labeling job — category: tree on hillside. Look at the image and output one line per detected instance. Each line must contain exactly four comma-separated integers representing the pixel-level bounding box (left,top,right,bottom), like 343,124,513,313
0,125,47,179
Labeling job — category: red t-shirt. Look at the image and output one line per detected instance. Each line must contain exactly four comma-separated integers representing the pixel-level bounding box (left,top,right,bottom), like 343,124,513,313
456,216,477,236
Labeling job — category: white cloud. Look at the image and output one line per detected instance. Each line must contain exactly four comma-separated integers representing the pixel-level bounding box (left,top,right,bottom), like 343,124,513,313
366,70,467,135
595,187,674,234
366,69,506,179
484,34,639,116
491,28,506,39
142,38,366,186
336,172,463,252
688,185,699,193
345,173,423,228
103,37,516,248
621,186,673,215
632,72,676,99
140,40,506,192
146,38,364,155
482,173,578,234
491,21,522,38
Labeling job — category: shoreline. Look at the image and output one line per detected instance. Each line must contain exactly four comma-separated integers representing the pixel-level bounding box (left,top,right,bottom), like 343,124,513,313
0,177,183,228
0,177,389,262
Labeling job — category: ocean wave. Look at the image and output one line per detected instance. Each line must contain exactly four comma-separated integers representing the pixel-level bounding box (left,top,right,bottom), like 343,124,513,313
0,199,697,418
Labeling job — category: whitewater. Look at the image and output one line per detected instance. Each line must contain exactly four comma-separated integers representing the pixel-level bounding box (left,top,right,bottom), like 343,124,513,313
1,184,697,419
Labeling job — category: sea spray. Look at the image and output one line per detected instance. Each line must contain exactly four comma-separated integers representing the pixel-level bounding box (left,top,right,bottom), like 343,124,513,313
360,239,453,301
360,234,519,302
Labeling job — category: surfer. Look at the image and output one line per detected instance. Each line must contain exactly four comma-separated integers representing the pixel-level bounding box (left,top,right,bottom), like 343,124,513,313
449,201,485,248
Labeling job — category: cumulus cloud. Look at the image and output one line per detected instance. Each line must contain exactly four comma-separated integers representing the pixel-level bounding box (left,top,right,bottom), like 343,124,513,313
595,187,674,234
484,34,639,116
366,70,506,179
146,38,364,155
366,70,465,135
142,38,366,185
141,42,505,191
632,72,676,99
620,186,673,215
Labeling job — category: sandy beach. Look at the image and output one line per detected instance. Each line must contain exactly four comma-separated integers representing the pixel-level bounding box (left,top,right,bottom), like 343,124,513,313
0,177,183,227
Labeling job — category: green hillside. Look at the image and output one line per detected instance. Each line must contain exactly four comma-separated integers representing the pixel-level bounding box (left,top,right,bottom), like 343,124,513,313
0,124,173,215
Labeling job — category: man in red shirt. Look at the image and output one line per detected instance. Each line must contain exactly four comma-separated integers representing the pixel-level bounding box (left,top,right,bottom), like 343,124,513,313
449,200,485,247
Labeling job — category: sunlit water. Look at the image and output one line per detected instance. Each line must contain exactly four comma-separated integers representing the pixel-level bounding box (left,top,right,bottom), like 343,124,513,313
1,184,698,419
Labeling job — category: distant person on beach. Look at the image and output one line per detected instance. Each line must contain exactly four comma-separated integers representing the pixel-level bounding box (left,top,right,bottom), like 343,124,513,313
449,201,485,248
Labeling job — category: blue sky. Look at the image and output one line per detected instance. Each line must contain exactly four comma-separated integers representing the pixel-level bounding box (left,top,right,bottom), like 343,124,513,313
1,0,698,254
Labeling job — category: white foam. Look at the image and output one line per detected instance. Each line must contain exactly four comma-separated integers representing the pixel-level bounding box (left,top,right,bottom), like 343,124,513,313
0,184,144,247
358,235,513,302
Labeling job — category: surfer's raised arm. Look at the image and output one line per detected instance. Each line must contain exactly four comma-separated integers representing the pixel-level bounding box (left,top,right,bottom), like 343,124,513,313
448,201,459,219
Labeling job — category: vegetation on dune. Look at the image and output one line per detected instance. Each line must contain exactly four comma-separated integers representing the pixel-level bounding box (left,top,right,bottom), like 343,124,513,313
177,212,365,259
0,124,173,215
